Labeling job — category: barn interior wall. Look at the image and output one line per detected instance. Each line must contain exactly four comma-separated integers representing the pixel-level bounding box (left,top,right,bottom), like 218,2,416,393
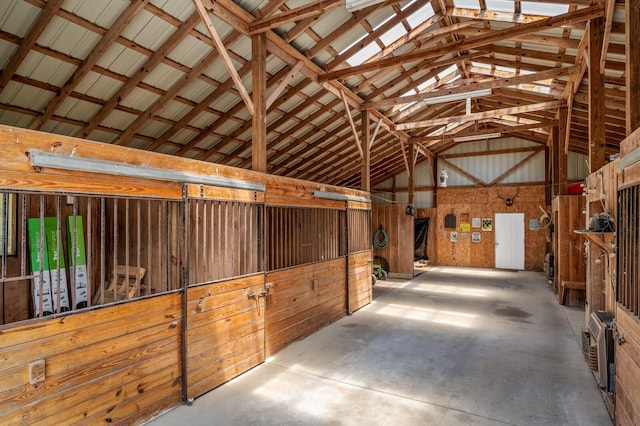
371,204,414,278
614,131,640,426
435,185,547,270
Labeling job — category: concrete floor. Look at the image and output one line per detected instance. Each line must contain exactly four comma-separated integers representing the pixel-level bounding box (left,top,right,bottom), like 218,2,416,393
146,266,611,426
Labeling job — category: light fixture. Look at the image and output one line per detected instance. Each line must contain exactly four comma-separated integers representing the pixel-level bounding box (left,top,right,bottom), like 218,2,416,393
423,88,492,105
29,150,265,192
311,190,370,203
346,0,386,12
453,132,502,143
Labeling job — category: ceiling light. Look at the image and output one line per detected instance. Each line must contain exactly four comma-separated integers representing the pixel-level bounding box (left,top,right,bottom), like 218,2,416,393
423,88,492,105
346,0,386,12
453,132,502,143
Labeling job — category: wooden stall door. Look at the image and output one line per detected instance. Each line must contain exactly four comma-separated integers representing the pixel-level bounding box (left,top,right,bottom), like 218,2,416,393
184,187,267,400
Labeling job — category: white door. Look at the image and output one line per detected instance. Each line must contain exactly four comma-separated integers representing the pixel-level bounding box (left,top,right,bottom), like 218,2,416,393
495,213,525,270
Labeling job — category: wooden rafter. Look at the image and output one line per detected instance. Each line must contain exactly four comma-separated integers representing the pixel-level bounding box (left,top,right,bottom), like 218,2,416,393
363,65,580,110
412,119,558,145
600,0,615,74
488,147,544,186
319,4,604,82
79,11,203,138
439,157,488,187
340,91,363,158
0,0,63,93
29,0,150,130
369,118,382,149
267,61,304,109
194,0,254,115
250,0,344,35
396,100,566,130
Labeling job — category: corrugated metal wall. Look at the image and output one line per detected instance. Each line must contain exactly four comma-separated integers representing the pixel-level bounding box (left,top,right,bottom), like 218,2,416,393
372,137,590,208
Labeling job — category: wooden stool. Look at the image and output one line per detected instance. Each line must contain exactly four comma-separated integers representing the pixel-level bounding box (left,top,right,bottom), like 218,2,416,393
561,281,586,305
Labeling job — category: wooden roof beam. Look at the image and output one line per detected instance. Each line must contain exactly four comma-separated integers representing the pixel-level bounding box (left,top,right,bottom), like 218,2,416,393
0,0,64,93
249,0,344,35
29,0,150,130
319,4,604,82
324,0,426,71
411,119,558,145
396,100,566,130
340,91,364,158
600,0,616,73
363,65,579,110
194,0,254,115
79,11,203,139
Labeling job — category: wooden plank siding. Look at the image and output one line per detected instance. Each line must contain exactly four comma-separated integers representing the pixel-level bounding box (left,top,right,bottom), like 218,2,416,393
349,250,373,313
552,196,586,305
186,274,265,399
371,204,414,278
265,259,346,357
436,185,547,271
615,308,640,426
615,143,640,425
0,125,372,424
0,293,182,425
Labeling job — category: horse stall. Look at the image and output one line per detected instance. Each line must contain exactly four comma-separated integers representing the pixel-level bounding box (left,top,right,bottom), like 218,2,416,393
0,125,372,424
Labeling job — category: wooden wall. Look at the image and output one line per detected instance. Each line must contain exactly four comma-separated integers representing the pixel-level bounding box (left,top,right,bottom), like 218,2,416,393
615,308,640,426
435,185,547,270
348,250,373,313
0,293,181,425
371,204,414,278
584,161,618,319
552,195,586,306
186,274,265,400
265,259,346,357
0,125,373,425
615,136,640,426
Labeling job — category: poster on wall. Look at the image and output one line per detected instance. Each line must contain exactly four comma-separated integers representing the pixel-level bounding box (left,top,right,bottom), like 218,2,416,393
482,218,492,231
472,217,481,228
450,231,458,242
472,232,481,242
460,223,471,232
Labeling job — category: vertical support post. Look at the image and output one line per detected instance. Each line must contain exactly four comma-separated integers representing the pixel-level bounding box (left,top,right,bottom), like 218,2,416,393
588,17,606,173
432,156,438,208
181,185,191,404
552,127,560,197
408,142,415,205
544,145,551,205
361,110,371,192
557,106,568,195
252,33,267,173
344,202,351,315
627,0,640,134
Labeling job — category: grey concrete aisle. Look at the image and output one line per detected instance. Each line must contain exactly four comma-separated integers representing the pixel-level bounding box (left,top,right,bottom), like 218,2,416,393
146,267,611,426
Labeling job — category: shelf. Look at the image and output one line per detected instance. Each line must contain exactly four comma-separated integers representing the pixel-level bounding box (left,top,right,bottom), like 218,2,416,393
574,230,616,254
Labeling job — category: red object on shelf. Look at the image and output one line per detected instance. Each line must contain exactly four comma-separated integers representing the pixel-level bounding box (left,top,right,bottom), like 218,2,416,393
568,181,584,195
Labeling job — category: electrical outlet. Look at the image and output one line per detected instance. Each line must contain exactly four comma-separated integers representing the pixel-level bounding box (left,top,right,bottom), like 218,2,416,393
29,359,45,384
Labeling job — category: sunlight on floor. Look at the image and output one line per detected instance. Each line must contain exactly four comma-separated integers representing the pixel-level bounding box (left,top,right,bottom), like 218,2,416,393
412,283,491,298
377,303,477,328
439,267,514,277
